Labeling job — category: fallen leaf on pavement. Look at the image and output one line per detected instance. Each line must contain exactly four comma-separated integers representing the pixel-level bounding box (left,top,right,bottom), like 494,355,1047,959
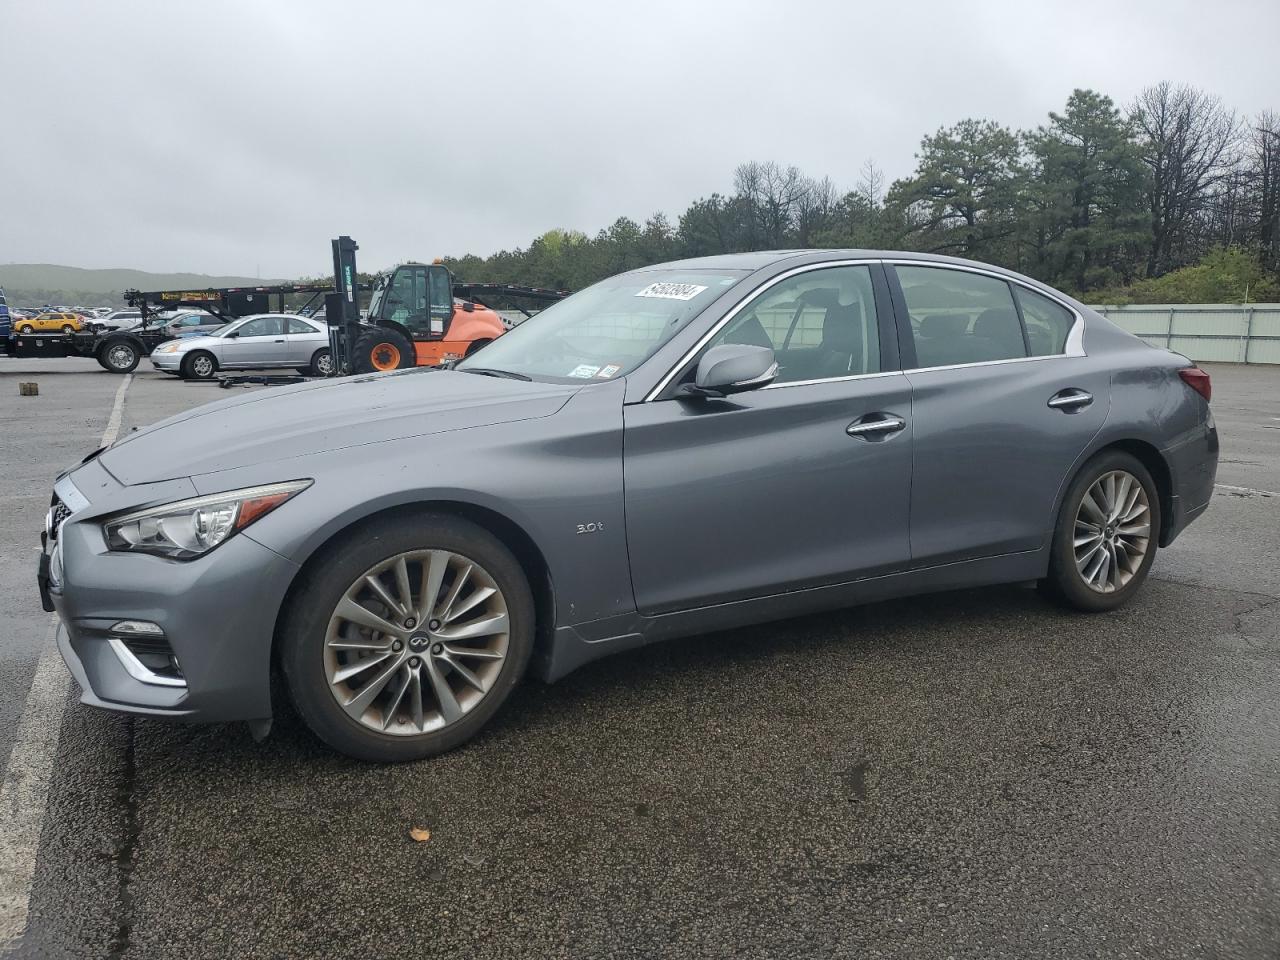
409,827,431,842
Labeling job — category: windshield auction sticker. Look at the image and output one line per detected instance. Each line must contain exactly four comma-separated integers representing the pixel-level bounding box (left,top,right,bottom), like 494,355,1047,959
635,282,708,301
568,364,600,378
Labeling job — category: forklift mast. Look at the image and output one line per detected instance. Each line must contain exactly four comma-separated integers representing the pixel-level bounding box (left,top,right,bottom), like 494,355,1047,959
326,236,362,375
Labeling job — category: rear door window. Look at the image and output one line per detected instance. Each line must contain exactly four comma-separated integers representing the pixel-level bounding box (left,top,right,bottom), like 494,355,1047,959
897,266,1027,368
1014,287,1075,356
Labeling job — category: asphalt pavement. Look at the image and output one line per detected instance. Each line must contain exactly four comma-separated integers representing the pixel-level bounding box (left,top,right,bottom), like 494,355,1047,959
0,357,1277,959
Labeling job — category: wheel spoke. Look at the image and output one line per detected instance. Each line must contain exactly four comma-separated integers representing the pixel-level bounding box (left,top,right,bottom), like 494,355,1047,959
410,668,426,732
446,585,494,624
380,666,411,730
424,656,462,723
439,653,485,692
332,650,394,683
417,551,448,621
393,557,414,618
335,597,401,637
437,612,509,642
363,575,405,619
340,657,403,719
439,563,473,622
1080,489,1107,524
327,632,393,652
443,643,504,661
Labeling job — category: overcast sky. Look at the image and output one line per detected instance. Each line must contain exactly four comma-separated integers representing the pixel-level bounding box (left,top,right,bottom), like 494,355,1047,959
2,0,1277,278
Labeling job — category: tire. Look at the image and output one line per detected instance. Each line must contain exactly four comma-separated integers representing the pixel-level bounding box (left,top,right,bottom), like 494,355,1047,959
307,348,333,377
17,324,33,334
1042,450,1161,612
465,338,492,357
99,339,140,373
181,350,217,380
281,513,535,762
353,328,414,374
62,324,75,334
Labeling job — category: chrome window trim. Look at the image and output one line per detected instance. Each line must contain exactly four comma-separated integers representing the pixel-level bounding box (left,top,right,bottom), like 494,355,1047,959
763,369,903,390
643,258,884,402
886,259,1086,365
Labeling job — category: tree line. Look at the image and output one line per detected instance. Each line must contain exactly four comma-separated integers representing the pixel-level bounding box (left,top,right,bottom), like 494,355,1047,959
444,85,1280,304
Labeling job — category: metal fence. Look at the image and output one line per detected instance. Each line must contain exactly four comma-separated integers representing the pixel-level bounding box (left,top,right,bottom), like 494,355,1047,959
1091,303,1280,364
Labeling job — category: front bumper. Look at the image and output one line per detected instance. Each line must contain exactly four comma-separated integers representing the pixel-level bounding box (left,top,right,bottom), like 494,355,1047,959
44,465,301,722
149,351,182,371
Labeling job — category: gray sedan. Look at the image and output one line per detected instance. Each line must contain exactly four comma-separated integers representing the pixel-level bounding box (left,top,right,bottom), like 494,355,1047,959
149,313,333,378
42,250,1218,761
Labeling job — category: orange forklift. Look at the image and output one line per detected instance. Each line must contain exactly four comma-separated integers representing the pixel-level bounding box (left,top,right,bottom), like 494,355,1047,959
327,236,568,375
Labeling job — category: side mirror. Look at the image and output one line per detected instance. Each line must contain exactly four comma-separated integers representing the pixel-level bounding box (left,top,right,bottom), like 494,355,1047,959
681,344,777,399
225,330,239,338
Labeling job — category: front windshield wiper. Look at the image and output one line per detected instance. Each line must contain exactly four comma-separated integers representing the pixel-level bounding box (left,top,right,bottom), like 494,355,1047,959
458,367,532,381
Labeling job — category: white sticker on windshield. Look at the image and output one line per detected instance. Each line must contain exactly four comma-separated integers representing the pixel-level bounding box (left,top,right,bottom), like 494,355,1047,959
635,282,708,301
568,364,600,378
596,364,621,378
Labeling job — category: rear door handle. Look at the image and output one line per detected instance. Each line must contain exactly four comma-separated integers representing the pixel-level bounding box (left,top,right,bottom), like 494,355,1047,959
1048,389,1093,411
847,413,907,439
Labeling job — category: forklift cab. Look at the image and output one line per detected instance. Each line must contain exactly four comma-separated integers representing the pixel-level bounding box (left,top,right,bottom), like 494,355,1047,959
368,263,453,340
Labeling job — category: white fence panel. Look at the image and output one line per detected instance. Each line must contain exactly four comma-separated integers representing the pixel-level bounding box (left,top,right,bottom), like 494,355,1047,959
1090,304,1280,365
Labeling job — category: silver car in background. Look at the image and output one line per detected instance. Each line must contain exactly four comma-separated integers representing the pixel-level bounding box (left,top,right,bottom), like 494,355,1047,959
150,313,333,379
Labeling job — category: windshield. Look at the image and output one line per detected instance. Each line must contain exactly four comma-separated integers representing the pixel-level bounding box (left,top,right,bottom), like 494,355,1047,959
456,269,742,382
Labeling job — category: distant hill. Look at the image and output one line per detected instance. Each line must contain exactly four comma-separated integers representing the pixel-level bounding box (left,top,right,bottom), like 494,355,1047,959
0,263,287,308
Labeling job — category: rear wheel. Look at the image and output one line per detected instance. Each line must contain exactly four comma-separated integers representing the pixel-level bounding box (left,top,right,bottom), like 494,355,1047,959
353,328,414,374
281,513,535,762
182,350,217,380
1043,450,1160,612
99,339,139,373
62,324,76,334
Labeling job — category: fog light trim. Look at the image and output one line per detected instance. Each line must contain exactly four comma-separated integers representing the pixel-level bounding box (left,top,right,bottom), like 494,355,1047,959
107,637,188,688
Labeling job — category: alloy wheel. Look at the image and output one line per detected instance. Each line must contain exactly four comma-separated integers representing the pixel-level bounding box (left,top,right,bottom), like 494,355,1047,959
316,352,334,375
1073,469,1152,593
324,550,510,736
192,355,214,377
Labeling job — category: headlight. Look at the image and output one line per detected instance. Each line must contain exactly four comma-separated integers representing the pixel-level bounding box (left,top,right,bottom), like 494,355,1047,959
156,343,181,354
103,480,311,560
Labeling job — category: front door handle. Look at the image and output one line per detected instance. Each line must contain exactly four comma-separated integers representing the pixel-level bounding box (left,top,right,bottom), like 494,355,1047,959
847,413,907,439
1047,389,1093,411
273,339,286,343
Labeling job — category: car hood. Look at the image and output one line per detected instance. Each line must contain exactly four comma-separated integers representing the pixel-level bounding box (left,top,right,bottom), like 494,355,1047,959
96,368,578,485
159,335,218,352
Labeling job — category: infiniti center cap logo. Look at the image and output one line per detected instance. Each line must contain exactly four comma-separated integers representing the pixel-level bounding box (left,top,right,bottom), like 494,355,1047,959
408,635,431,652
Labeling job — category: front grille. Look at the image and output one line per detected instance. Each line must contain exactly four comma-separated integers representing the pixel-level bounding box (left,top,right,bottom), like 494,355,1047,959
47,495,71,542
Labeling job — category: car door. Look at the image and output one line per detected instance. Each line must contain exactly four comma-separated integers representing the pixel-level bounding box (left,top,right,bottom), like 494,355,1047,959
623,262,913,615
219,316,289,367
888,262,1110,566
285,317,321,364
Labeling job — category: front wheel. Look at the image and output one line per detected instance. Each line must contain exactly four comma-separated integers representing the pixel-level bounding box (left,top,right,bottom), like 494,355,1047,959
281,513,535,762
1043,451,1161,612
181,350,217,380
17,324,33,334
353,328,414,374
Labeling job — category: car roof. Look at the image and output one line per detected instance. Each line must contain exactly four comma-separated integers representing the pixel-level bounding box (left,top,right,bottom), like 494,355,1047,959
628,249,1082,305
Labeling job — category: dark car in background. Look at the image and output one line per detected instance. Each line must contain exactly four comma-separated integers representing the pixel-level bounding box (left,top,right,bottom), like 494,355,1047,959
40,250,1218,762
0,287,10,338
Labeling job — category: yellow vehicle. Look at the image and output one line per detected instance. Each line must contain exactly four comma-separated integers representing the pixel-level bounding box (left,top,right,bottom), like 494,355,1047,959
15,312,83,334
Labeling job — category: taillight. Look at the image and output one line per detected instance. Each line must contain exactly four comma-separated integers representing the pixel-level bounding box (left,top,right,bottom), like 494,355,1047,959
1179,366,1211,402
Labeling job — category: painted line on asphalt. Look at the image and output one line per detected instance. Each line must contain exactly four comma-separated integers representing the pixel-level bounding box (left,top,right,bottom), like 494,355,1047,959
0,373,132,945
1215,482,1279,499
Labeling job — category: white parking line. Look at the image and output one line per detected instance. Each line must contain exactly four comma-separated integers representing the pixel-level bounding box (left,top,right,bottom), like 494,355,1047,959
1215,483,1279,499
0,373,132,945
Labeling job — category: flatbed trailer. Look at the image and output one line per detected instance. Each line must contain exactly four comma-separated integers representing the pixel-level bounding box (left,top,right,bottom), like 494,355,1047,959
2,280,358,373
